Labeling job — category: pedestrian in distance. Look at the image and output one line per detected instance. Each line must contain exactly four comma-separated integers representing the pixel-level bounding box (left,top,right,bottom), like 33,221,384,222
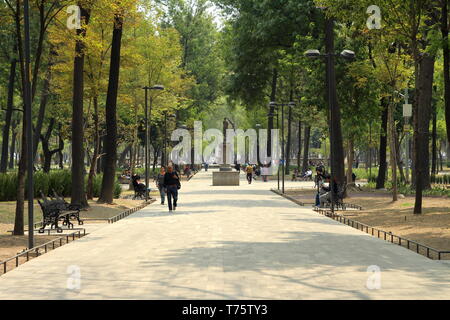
246,164,254,184
164,166,181,212
261,165,270,182
155,167,166,205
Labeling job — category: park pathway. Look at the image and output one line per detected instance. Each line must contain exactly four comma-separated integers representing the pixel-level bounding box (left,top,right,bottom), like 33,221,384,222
1,170,450,299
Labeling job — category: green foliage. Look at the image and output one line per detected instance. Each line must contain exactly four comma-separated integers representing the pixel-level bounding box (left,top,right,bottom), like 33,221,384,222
0,172,18,201
363,180,450,198
431,174,450,185
0,170,121,201
217,0,318,107
159,0,225,115
91,174,121,199
352,168,379,181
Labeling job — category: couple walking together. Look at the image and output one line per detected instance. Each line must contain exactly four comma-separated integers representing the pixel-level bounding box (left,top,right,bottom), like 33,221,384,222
156,166,181,212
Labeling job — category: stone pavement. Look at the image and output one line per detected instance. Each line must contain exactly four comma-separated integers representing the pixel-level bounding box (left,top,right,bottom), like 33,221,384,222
1,170,450,299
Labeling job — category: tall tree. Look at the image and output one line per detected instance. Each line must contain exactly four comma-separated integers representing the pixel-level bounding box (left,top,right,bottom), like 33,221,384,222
302,126,311,173
414,54,435,213
98,12,124,204
71,2,91,208
441,0,450,145
0,50,16,173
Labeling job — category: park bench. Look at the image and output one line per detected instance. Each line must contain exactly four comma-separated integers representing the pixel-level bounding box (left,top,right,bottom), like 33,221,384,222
50,191,83,226
37,191,83,233
298,174,313,182
323,182,348,210
132,179,147,200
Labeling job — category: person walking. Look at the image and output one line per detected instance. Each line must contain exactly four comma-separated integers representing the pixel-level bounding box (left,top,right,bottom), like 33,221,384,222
164,166,181,212
155,167,166,205
246,164,254,184
261,165,269,182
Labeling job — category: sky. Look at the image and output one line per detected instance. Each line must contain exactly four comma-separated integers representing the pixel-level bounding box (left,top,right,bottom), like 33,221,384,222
206,1,226,29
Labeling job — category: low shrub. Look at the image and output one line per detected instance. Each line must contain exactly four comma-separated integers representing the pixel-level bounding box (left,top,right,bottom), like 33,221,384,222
0,170,121,201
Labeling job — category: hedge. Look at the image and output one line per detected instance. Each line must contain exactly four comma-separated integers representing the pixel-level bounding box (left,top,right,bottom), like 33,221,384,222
431,174,450,185
0,170,121,201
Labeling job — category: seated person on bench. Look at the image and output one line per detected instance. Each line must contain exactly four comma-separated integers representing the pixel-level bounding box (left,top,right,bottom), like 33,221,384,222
292,168,299,181
302,168,313,179
319,175,338,208
132,175,149,195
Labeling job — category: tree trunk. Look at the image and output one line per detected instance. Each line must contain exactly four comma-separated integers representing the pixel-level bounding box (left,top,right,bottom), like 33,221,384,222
118,144,132,168
152,146,160,171
432,97,438,174
70,4,90,208
41,119,55,173
325,17,346,188
9,123,17,170
14,118,26,236
285,103,293,174
346,137,355,186
297,120,302,169
442,0,450,145
98,14,124,204
87,96,101,200
396,133,406,183
376,98,389,189
41,119,64,173
13,0,26,236
58,125,64,169
267,69,278,158
414,55,435,214
1,57,17,173
33,47,55,161
302,126,311,173
388,99,398,201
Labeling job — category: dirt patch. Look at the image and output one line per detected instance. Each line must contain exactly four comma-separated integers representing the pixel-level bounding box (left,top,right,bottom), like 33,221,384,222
286,189,450,255
0,233,60,272
80,198,146,220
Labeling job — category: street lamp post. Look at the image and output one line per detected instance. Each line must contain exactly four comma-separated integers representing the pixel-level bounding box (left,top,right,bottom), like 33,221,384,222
24,0,34,248
305,46,355,213
255,123,261,166
394,89,412,183
267,106,280,190
401,89,412,183
143,85,164,201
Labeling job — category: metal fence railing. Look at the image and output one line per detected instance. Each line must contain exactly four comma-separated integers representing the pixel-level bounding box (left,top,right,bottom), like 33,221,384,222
271,189,305,206
108,201,151,224
313,207,450,260
1,229,86,276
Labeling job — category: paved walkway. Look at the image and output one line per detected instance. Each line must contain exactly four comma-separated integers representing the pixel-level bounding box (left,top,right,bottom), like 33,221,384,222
1,170,450,299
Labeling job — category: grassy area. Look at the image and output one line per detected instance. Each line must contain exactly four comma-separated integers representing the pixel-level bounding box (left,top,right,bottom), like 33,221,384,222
0,201,42,226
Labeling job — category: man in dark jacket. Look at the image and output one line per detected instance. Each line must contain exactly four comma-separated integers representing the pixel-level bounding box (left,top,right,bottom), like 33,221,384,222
164,166,181,212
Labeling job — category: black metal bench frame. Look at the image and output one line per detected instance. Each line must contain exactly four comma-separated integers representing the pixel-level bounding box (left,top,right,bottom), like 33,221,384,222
132,182,147,200
38,191,83,233
323,182,347,210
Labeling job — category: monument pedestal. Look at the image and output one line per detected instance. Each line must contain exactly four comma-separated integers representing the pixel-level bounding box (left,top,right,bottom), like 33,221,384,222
213,170,240,186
